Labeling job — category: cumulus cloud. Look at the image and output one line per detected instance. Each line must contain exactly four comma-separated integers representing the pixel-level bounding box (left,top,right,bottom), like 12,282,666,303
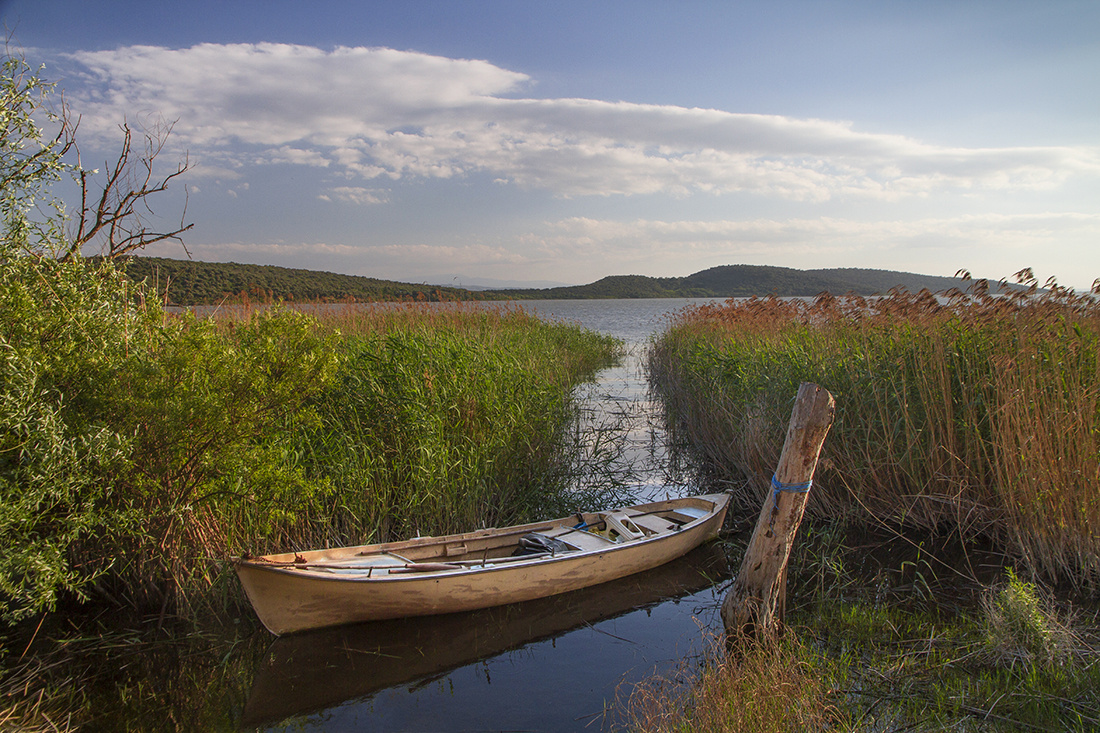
64,43,1100,201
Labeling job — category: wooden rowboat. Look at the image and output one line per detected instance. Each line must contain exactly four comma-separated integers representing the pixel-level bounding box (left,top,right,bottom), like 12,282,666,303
241,544,729,726
234,492,729,635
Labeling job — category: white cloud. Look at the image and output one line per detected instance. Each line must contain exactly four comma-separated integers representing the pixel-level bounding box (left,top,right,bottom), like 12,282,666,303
256,146,331,167
318,186,389,205
63,43,1100,202
523,212,1100,278
542,211,1100,246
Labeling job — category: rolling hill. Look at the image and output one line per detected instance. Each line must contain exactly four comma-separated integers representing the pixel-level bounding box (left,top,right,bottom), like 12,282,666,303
117,257,1001,305
492,265,997,299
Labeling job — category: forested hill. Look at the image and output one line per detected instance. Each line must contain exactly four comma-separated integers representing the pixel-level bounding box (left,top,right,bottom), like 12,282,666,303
117,257,1001,305
493,265,995,299
117,256,488,305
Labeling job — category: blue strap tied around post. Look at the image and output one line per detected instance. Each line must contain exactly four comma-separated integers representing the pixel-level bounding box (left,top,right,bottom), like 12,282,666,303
771,474,812,505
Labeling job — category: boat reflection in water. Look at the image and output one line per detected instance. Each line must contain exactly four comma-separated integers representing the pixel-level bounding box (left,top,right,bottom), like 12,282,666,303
241,543,729,728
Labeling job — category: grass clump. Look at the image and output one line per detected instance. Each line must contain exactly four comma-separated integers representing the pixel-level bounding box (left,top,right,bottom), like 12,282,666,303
649,274,1100,587
624,635,846,732
247,302,626,552
982,568,1080,668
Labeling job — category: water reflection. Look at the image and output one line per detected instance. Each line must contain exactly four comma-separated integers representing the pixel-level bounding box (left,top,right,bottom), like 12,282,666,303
243,544,729,731
519,299,723,502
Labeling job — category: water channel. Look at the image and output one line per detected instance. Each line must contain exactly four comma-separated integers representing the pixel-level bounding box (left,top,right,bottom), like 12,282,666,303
243,298,728,732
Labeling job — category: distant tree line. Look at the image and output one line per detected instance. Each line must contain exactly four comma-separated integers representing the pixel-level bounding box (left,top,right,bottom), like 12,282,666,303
117,257,1021,306
116,256,490,304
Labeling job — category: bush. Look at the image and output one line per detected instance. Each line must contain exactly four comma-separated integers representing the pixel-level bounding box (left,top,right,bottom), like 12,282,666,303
0,53,340,621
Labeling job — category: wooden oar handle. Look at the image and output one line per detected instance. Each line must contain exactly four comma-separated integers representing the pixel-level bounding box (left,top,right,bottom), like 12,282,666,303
387,562,463,573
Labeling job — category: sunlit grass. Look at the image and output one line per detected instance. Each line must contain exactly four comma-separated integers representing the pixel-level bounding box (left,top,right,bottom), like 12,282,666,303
161,300,626,618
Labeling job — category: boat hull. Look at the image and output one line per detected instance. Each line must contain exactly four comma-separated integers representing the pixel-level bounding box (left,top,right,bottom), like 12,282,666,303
234,493,729,635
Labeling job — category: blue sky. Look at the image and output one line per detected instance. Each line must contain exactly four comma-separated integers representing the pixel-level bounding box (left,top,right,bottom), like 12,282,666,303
4,0,1098,288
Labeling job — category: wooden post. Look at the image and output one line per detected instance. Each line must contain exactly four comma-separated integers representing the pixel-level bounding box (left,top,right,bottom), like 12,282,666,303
721,382,835,640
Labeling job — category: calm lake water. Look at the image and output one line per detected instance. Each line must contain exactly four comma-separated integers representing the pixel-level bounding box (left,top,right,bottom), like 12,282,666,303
243,298,730,733
520,299,722,501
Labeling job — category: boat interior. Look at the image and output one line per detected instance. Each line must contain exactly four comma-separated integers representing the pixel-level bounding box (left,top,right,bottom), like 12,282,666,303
244,502,713,578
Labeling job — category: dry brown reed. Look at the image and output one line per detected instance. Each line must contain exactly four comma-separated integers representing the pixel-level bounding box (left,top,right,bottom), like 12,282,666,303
185,296,526,332
650,274,1100,587
623,634,843,733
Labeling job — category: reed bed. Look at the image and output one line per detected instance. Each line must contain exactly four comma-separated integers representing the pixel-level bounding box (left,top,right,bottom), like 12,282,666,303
649,276,1100,586
161,301,624,618
3,295,625,729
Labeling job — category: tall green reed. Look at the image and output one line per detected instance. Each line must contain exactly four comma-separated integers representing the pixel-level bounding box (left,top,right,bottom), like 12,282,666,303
198,302,623,615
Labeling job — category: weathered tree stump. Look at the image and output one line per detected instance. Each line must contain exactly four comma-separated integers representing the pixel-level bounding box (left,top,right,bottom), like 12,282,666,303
721,382,835,640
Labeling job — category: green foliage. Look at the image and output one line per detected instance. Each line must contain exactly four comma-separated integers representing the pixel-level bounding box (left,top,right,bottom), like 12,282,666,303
0,249,340,620
0,53,72,254
86,310,341,611
0,247,152,622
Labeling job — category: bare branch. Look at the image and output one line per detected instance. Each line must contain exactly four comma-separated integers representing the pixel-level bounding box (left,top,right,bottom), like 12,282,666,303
64,119,193,261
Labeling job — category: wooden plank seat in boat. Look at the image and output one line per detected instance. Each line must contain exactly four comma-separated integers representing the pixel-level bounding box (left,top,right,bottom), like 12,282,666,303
540,525,619,551
285,553,414,576
621,512,682,534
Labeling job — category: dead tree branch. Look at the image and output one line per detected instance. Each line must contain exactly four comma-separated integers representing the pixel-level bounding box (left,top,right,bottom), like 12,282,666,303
65,119,193,261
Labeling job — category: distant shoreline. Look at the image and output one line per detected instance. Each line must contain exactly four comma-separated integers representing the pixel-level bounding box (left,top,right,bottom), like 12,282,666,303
116,255,1021,307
